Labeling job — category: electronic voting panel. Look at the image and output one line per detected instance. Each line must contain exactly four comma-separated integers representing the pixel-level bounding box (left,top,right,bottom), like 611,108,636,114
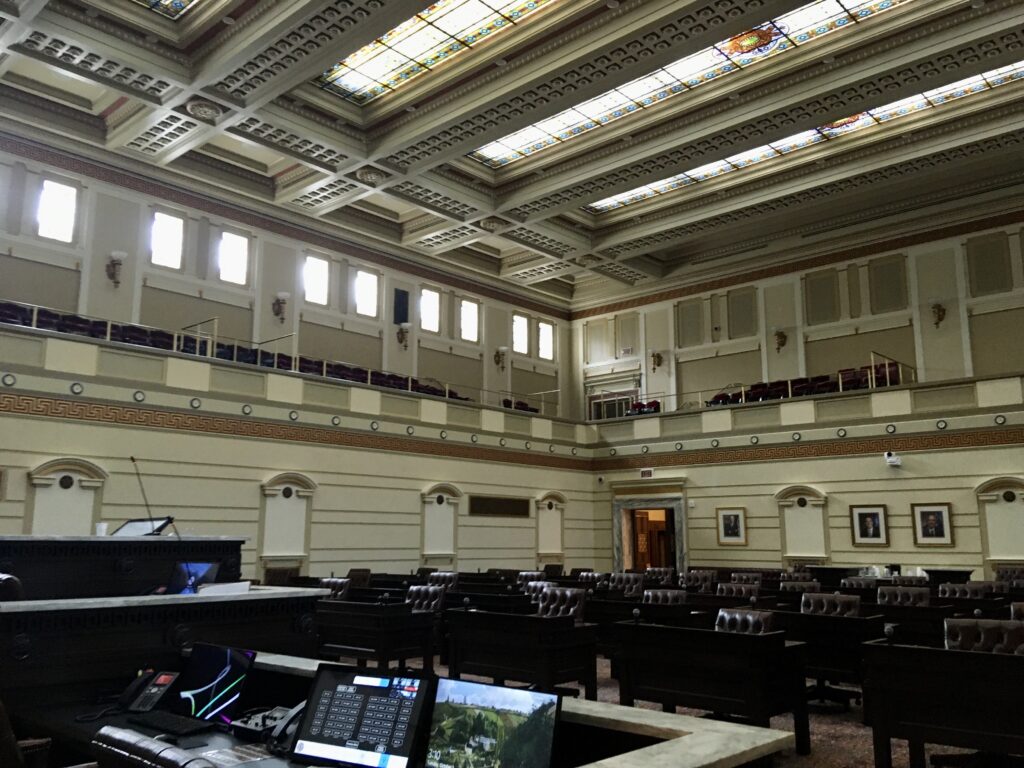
292,666,430,768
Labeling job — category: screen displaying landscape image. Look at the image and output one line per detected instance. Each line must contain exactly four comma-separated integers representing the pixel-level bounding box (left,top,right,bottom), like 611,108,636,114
425,679,558,768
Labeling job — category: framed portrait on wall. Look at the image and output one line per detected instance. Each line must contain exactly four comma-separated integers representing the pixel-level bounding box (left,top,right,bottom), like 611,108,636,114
717,507,747,546
850,505,889,547
912,503,954,546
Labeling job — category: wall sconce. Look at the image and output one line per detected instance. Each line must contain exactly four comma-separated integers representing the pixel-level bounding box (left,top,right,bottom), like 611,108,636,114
105,251,125,288
650,351,663,373
774,329,788,353
931,302,947,328
396,321,411,350
493,346,509,372
271,292,289,324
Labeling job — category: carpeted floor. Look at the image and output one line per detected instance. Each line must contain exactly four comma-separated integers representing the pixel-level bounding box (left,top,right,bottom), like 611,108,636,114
424,657,973,768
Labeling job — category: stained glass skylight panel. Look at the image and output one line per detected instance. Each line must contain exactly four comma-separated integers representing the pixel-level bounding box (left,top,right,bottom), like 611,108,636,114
317,0,553,104
469,0,914,167
133,0,205,19
583,58,1024,214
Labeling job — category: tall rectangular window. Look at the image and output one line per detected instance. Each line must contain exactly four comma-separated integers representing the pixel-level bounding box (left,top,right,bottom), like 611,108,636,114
538,321,554,360
36,179,77,242
420,288,440,332
218,231,249,285
512,314,529,354
151,212,184,269
304,255,329,305
460,299,479,342
354,270,378,317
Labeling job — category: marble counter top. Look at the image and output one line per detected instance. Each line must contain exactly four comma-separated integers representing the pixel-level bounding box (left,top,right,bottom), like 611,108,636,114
0,586,329,613
251,653,793,768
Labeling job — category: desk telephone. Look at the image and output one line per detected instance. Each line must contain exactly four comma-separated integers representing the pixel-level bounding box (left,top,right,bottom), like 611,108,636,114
119,670,179,712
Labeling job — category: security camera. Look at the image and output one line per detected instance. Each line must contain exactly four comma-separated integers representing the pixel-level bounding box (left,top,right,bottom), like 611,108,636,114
884,451,902,467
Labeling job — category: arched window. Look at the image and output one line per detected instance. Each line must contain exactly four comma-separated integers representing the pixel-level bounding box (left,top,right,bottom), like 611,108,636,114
27,458,107,535
259,472,316,584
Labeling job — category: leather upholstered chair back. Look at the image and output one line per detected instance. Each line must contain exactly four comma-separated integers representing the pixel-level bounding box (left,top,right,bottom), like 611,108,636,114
730,572,762,585
944,619,1024,654
681,570,715,593
716,583,760,599
92,725,215,767
891,575,929,586
780,571,813,582
715,608,774,634
778,580,820,594
607,572,644,598
524,580,557,603
345,568,372,588
576,571,604,586
1012,603,1024,621
938,582,993,599
840,577,877,589
0,574,24,602
536,587,586,620
319,577,352,600
405,585,445,613
642,589,685,605
995,567,1024,583
516,571,545,586
644,567,675,585
877,586,930,607
800,592,861,617
426,571,458,591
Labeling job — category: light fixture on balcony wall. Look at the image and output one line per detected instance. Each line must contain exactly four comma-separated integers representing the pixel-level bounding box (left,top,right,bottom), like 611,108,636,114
105,251,125,288
396,322,411,350
650,351,663,373
272,292,289,324
774,329,788,353
931,302,947,328
493,346,509,372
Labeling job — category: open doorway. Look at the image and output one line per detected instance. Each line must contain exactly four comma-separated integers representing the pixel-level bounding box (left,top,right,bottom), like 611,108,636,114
630,508,676,570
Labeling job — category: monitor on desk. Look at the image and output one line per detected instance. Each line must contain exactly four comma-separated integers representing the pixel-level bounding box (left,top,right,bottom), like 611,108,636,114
111,516,174,536
171,643,256,724
292,665,431,768
167,561,220,595
424,679,560,768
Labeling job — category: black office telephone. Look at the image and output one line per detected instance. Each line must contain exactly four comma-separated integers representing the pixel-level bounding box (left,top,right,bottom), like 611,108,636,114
119,670,179,712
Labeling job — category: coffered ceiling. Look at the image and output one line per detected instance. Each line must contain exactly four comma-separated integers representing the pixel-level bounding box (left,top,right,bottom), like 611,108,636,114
0,0,1021,311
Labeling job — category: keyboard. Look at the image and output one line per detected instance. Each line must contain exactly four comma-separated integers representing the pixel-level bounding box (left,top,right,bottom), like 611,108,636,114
128,710,217,736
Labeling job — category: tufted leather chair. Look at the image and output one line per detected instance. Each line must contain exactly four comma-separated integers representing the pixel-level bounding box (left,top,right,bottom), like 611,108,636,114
644,567,675,585
800,592,861,617
716,583,760,599
938,582,993,599
730,573,762,586
426,571,458,591
715,608,775,634
778,580,820,594
840,577,877,589
995,567,1024,583
1011,603,1024,621
944,619,1024,654
319,577,352,600
405,585,445,613
891,575,929,587
780,571,813,582
345,568,372,588
681,570,715,593
524,580,557,603
536,587,586,620
877,586,930,607
516,571,545,586
576,571,605,587
642,589,686,605
987,581,1011,594
92,725,212,767
0,574,23,602
607,572,644,598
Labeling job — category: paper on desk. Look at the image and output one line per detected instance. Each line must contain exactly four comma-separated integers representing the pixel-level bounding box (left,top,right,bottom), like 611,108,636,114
200,743,272,766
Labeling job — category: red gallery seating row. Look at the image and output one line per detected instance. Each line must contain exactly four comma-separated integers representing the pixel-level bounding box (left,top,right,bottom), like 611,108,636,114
0,301,472,402
705,364,902,408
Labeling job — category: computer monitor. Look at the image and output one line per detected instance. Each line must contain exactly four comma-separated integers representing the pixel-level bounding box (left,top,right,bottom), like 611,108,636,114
425,679,560,768
167,561,221,595
111,516,173,536
170,643,255,724
292,665,431,768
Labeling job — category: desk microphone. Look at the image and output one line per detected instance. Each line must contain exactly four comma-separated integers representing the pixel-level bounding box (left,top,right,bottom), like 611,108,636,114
131,456,191,587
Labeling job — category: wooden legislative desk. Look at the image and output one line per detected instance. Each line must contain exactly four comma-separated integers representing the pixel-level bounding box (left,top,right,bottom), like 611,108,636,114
0,535,244,599
315,599,435,672
0,586,327,707
13,651,793,768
